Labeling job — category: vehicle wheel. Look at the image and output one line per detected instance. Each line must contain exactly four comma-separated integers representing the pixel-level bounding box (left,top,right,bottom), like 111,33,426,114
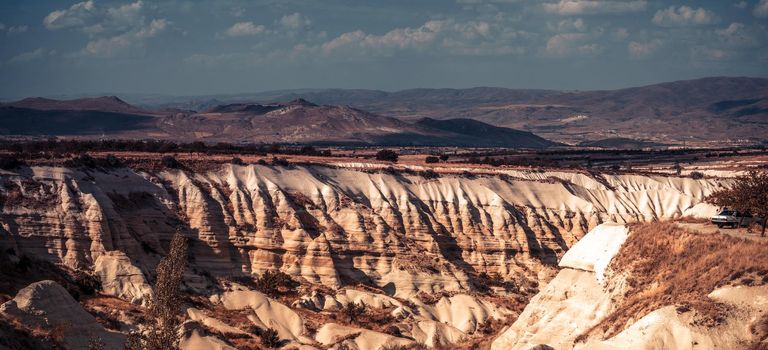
716,223,723,228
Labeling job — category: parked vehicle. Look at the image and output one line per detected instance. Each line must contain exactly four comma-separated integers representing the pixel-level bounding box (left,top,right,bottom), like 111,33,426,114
710,209,758,228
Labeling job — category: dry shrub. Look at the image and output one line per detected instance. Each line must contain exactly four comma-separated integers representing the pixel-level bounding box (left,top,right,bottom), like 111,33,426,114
342,302,367,323
258,327,281,348
254,270,299,297
750,314,768,350
582,221,768,340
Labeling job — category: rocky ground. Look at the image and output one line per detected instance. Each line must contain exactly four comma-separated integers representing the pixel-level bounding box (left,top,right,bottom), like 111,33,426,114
0,160,764,349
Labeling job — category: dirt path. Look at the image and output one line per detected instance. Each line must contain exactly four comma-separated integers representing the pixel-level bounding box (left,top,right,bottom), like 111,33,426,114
677,222,767,242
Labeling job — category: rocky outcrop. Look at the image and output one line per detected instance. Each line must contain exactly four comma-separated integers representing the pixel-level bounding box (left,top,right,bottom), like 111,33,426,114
0,165,721,301
315,323,415,350
94,251,153,305
218,290,313,343
491,223,768,350
0,280,124,349
491,223,627,349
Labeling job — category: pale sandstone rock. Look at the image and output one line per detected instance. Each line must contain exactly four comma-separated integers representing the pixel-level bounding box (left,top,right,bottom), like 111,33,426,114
315,323,414,350
406,320,466,348
491,224,627,350
0,280,124,349
490,268,614,350
0,165,722,300
180,329,237,350
186,308,247,336
295,288,407,315
558,223,628,282
220,290,312,343
413,293,512,334
94,251,153,305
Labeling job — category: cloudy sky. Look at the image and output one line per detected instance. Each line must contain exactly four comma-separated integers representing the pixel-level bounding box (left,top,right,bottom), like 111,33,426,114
1,0,767,98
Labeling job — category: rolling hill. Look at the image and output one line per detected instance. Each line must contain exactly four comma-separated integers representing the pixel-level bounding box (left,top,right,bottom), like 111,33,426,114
0,97,559,148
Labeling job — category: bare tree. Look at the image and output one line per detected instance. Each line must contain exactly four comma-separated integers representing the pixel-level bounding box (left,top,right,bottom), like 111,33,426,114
126,231,188,349
706,170,768,237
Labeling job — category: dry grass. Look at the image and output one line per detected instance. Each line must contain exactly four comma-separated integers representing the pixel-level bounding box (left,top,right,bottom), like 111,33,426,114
580,221,768,341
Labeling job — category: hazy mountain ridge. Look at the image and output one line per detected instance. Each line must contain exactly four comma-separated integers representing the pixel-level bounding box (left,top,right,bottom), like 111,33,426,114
2,77,766,146
0,96,558,148
136,77,768,145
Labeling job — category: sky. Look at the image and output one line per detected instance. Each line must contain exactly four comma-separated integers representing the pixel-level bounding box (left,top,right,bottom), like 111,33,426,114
1,0,767,98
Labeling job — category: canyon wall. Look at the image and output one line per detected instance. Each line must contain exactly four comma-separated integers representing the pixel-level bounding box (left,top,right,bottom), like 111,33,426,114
0,164,721,298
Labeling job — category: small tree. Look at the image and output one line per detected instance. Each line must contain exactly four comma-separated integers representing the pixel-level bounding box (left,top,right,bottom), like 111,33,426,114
375,150,398,162
706,170,768,237
126,231,189,349
424,156,439,164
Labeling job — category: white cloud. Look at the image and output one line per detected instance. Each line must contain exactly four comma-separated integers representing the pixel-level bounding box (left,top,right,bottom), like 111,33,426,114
543,0,647,15
8,48,53,63
226,22,266,37
279,13,311,31
544,32,603,57
43,0,96,30
83,19,167,57
106,1,144,29
716,22,759,48
652,6,719,27
84,35,133,57
321,20,447,55
319,18,530,58
135,19,167,38
628,39,662,59
734,1,748,9
43,1,150,34
41,1,168,58
0,23,5,31
755,0,768,17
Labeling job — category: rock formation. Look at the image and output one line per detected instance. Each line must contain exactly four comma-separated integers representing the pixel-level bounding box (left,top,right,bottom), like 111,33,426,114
491,222,768,350
0,165,722,299
0,280,124,349
0,164,738,349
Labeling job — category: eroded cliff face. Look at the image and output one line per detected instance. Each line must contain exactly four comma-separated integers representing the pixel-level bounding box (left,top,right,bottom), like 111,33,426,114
0,165,721,298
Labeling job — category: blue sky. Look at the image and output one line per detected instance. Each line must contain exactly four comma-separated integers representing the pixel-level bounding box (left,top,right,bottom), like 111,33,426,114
1,0,767,98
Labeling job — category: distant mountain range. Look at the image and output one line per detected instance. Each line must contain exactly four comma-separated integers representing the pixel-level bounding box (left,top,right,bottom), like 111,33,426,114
1,77,766,147
0,97,558,148
125,76,768,146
